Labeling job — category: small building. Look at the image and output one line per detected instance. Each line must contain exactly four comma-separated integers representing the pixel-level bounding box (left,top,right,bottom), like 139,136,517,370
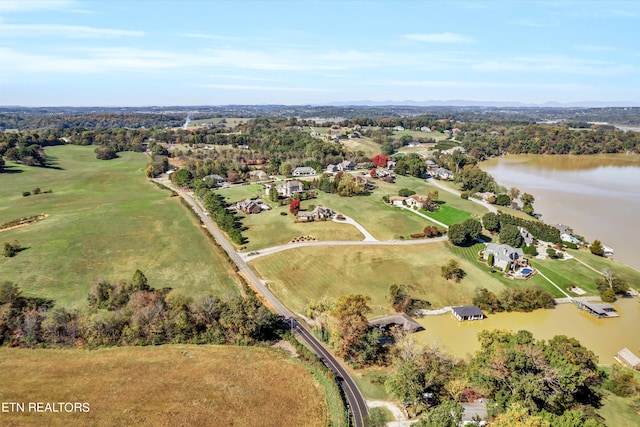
390,196,406,207
326,164,339,173
451,306,484,321
266,180,304,198
615,348,640,370
425,159,438,170
434,167,454,180
247,170,268,181
368,313,425,333
203,173,226,185
561,233,581,244
339,160,355,171
386,160,397,170
292,167,317,176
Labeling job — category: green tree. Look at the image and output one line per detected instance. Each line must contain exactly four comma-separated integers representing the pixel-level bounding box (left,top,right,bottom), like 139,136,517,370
590,240,605,256
173,169,193,187
399,188,416,197
385,359,426,418
268,185,278,202
495,194,511,206
440,259,465,282
447,223,467,246
132,269,149,291
521,192,535,205
499,224,523,247
482,212,500,233
473,287,502,313
462,218,482,241
428,189,439,201
487,252,494,267
2,241,19,257
416,400,463,427
279,161,293,176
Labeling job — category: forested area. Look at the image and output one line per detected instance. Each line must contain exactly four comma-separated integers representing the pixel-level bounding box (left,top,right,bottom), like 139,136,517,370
0,273,283,348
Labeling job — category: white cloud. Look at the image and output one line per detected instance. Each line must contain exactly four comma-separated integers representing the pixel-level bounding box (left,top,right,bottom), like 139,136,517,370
404,32,473,43
0,23,143,38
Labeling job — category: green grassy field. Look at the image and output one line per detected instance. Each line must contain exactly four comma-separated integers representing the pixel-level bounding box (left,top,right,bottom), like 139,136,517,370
250,243,506,316
0,145,240,308
392,129,449,142
187,117,250,128
216,185,365,250
0,345,328,427
567,248,640,289
420,204,472,226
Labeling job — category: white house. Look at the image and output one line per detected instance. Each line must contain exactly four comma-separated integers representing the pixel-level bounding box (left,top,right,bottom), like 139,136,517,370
484,243,525,271
292,167,317,176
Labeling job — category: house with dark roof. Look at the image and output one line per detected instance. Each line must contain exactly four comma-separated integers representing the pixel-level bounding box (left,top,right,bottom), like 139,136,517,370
236,199,262,215
368,313,425,333
451,306,484,321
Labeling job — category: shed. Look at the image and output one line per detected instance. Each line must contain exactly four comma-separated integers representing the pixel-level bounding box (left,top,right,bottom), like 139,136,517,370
451,306,484,321
615,348,640,370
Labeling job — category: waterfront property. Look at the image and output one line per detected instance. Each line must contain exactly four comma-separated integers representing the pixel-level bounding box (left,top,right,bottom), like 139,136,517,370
451,306,484,321
368,313,425,333
576,300,619,318
483,243,526,271
615,348,640,370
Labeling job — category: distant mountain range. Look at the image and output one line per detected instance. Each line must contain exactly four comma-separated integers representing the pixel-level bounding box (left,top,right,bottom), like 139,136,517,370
321,100,640,108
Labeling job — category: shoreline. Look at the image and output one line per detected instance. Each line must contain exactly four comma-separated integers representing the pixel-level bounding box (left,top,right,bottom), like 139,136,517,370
479,153,640,271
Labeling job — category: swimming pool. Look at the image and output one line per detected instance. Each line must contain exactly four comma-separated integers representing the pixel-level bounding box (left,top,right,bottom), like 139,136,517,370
521,267,533,276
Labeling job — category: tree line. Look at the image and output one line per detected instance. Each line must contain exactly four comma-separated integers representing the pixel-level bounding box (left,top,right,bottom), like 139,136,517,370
0,272,282,348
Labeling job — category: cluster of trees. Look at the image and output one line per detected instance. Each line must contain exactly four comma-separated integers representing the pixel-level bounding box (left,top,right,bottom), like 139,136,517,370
0,112,186,130
596,270,629,302
380,327,609,426
472,287,555,313
388,284,431,313
0,274,282,348
455,168,496,193
440,260,465,282
312,172,368,197
1,144,47,167
196,189,246,245
447,219,483,246
484,212,561,244
394,153,427,177
459,123,640,157
410,225,445,240
471,330,603,418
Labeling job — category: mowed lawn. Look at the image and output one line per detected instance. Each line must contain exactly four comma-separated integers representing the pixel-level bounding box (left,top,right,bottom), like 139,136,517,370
250,242,506,316
0,145,239,308
216,185,365,250
0,345,327,427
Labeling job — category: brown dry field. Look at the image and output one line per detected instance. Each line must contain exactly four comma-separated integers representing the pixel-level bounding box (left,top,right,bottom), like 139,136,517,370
0,345,327,426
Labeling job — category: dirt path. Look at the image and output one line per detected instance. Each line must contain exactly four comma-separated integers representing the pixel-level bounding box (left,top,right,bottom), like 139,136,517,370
367,400,407,422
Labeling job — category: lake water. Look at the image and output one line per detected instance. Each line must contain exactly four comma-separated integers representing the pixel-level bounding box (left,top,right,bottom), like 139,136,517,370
480,154,640,271
413,153,640,363
414,298,640,364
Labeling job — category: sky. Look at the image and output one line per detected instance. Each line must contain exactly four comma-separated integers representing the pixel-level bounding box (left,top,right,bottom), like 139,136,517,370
1,0,639,107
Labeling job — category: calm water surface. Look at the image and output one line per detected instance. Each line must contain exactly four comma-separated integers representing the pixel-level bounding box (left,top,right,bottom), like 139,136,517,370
415,298,640,364
419,154,640,363
480,154,640,270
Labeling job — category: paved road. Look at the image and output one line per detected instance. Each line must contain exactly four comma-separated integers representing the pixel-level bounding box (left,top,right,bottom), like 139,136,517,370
154,179,369,427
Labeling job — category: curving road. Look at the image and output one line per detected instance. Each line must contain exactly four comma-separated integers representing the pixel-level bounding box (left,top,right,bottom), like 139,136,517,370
154,179,369,427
